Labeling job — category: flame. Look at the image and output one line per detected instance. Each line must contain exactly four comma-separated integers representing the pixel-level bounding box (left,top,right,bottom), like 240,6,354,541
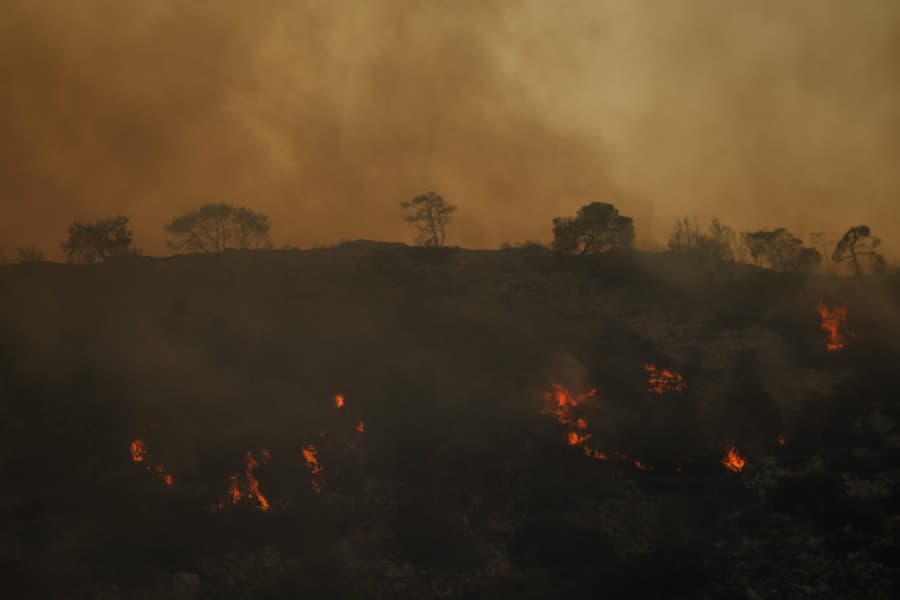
222,450,271,511
335,394,345,409
817,300,849,352
355,420,365,433
644,364,687,394
130,439,147,463
542,384,607,462
245,451,271,511
721,446,746,473
129,438,174,486
777,433,785,446
302,444,323,494
567,431,591,446
634,460,651,471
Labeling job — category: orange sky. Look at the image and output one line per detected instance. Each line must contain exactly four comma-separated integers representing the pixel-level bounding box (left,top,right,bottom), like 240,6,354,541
2,0,898,259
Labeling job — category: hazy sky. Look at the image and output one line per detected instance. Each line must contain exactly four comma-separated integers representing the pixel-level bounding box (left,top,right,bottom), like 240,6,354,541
2,0,898,258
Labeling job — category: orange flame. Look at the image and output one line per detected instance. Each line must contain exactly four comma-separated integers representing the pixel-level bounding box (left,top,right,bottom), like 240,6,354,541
129,438,174,486
302,444,323,494
721,446,746,473
355,420,365,433
817,300,849,352
245,450,271,511
543,384,608,462
335,394,345,409
777,433,785,447
644,364,687,394
130,439,147,463
223,450,271,511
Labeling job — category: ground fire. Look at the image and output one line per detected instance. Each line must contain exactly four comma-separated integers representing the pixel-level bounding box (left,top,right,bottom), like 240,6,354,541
543,384,609,461
335,393,345,408
817,300,849,352
302,444,324,494
129,438,174,486
644,364,687,394
721,446,747,473
220,450,271,511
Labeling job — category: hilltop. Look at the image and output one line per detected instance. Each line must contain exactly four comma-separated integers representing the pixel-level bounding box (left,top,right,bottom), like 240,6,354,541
1,243,899,598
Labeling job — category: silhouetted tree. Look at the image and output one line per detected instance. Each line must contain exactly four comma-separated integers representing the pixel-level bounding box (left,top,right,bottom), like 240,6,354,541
668,216,739,260
17,247,45,263
401,192,457,247
165,203,271,252
741,228,820,272
833,225,884,277
62,216,136,263
551,202,634,255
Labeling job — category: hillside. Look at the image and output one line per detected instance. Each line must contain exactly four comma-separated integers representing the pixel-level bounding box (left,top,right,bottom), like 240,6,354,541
2,243,899,598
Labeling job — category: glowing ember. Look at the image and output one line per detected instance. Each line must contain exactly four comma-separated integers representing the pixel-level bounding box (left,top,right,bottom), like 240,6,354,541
335,394,345,409
817,300,849,352
634,460,651,471
777,434,785,447
130,439,147,463
223,450,271,511
302,444,323,494
355,420,365,433
129,439,174,486
543,384,607,462
567,431,591,446
644,364,687,394
245,450,271,511
721,446,746,473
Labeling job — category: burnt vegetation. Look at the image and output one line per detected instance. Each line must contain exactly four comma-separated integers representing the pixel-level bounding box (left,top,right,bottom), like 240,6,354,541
1,205,899,599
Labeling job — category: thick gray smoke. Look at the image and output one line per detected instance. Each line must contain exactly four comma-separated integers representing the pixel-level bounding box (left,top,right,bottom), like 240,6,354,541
1,1,898,258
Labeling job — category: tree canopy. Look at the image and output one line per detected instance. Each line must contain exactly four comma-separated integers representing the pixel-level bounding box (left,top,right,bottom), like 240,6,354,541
833,225,885,277
740,228,821,273
61,216,137,264
165,203,272,252
401,192,457,247
551,202,634,255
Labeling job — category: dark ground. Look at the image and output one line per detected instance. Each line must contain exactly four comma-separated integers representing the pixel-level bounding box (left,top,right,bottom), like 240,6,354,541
1,242,899,599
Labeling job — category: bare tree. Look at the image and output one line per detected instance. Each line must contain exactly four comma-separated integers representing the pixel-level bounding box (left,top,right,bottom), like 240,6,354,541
833,225,885,277
62,216,137,264
551,202,634,255
165,203,272,252
667,216,739,260
401,192,457,247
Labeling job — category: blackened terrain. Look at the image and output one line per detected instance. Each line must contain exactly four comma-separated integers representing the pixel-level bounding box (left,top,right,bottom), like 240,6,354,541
1,243,899,599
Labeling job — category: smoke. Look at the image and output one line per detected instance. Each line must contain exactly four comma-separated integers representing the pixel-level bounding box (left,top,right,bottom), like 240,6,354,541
1,0,898,258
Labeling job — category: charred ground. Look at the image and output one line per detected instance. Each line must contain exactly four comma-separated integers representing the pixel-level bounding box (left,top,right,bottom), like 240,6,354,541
1,243,899,598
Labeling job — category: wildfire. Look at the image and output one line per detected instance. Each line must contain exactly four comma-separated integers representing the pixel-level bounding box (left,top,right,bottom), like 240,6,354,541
222,450,271,511
302,444,323,494
721,446,746,473
543,384,609,463
130,439,147,463
335,394,345,409
777,434,785,447
644,364,686,394
355,420,365,433
817,300,849,352
129,438,174,486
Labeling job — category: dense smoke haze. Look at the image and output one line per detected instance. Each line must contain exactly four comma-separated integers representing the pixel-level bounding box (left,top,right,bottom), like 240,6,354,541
2,0,899,258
